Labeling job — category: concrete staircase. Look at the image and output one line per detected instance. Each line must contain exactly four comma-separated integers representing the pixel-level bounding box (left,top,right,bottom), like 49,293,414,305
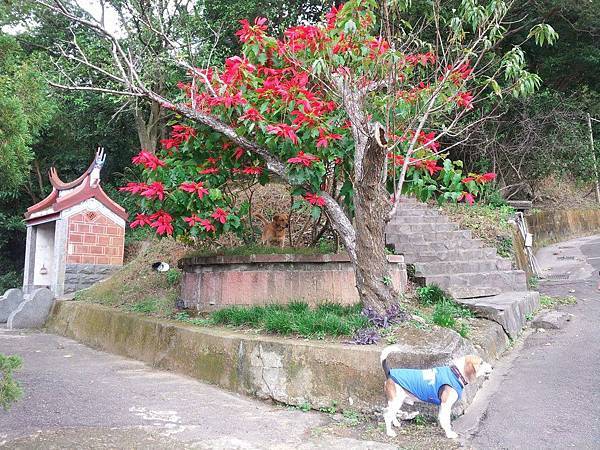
386,197,539,338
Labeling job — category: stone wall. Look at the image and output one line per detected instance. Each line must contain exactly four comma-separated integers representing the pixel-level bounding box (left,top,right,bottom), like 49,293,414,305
179,254,407,311
66,210,124,265
527,208,600,249
64,264,120,294
47,301,481,415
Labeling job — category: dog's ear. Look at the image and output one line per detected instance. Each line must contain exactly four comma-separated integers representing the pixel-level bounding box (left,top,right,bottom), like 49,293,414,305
464,355,481,382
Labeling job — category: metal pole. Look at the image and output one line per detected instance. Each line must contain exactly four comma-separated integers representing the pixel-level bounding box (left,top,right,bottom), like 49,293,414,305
587,113,600,204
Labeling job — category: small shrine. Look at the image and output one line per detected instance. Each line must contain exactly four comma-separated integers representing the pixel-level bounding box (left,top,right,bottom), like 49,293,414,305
23,149,128,296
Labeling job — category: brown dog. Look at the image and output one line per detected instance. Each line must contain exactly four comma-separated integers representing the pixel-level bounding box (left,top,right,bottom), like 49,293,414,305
256,213,289,247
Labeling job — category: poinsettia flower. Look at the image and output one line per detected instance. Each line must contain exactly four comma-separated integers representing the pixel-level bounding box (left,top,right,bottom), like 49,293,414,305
180,181,209,199
480,172,497,183
211,208,228,224
326,3,341,29
235,17,268,43
199,218,216,232
456,91,474,110
462,176,475,184
232,147,245,160
406,52,436,66
242,166,262,175
119,182,148,194
184,214,202,226
266,123,299,144
423,160,442,176
367,37,390,59
140,181,165,201
132,150,166,170
149,211,173,235
304,192,326,207
222,56,256,85
316,128,343,148
199,167,219,175
457,192,475,206
130,213,152,228
238,108,265,122
287,151,320,167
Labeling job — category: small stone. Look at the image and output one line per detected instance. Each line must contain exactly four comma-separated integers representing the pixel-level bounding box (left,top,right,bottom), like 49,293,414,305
532,310,568,330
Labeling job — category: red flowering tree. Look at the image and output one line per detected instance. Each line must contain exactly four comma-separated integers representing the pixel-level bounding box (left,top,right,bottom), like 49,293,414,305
39,0,557,313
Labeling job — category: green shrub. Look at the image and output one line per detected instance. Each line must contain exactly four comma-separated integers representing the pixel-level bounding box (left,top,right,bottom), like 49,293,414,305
166,268,182,286
0,354,23,411
126,298,158,314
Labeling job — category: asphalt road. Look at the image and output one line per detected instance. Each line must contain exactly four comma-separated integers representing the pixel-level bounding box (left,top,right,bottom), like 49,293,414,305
0,329,396,450
466,235,600,450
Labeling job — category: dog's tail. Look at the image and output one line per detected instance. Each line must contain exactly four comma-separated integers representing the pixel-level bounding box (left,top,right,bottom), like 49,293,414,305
254,213,269,225
380,344,403,378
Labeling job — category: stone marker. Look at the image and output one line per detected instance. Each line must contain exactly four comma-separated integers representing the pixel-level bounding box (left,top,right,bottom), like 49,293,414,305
7,288,55,329
0,288,24,322
532,310,569,330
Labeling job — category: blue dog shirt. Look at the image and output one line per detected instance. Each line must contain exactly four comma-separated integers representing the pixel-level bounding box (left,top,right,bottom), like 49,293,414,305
389,366,464,405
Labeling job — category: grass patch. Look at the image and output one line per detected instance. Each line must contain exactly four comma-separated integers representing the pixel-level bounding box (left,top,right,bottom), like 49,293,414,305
539,294,577,309
414,285,474,338
440,203,516,260
185,242,339,258
209,302,367,338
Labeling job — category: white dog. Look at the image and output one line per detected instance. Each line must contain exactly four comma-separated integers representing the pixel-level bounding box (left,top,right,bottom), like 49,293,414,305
380,345,493,439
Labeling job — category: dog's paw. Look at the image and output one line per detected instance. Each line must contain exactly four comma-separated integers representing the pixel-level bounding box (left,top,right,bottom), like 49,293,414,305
445,431,458,439
386,430,397,438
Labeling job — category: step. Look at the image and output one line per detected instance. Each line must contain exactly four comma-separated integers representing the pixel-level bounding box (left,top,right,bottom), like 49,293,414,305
390,239,483,252
457,291,540,338
386,222,459,233
400,247,498,263
393,208,442,217
414,270,528,299
413,259,512,276
388,215,451,224
387,229,472,244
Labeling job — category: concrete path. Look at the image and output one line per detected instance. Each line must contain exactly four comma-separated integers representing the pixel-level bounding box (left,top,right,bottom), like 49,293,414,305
458,235,600,449
0,329,396,450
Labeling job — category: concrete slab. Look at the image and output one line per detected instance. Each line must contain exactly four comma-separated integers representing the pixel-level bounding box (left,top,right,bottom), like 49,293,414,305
457,291,540,339
7,288,55,329
0,288,23,322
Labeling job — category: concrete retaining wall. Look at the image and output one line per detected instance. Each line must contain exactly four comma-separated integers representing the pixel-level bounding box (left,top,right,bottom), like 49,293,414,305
179,254,407,311
527,208,600,249
47,301,480,414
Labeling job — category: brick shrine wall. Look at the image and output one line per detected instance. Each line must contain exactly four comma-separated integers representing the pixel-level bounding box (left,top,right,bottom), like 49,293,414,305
66,210,124,266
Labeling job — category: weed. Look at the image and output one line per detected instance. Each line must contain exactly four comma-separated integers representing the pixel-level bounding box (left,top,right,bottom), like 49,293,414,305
381,275,392,286
0,354,23,410
416,285,448,305
527,276,540,290
496,236,513,258
432,301,457,328
458,322,471,338
525,312,534,321
342,409,362,426
187,243,338,258
539,294,577,309
413,414,427,426
385,335,398,345
319,401,338,414
166,268,182,286
298,401,311,412
126,298,159,314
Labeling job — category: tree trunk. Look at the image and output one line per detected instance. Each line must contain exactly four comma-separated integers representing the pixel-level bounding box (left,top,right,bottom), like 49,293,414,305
134,99,161,153
352,135,398,315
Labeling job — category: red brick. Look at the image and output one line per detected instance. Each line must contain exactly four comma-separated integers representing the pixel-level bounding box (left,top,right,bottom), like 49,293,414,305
110,256,123,265
77,224,90,233
69,223,77,232
84,234,97,244
89,246,104,255
106,226,120,235
92,225,106,234
98,236,110,246
81,255,95,264
96,256,110,265
95,215,108,225
69,233,83,243
74,245,89,254
110,237,124,247
67,255,82,264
